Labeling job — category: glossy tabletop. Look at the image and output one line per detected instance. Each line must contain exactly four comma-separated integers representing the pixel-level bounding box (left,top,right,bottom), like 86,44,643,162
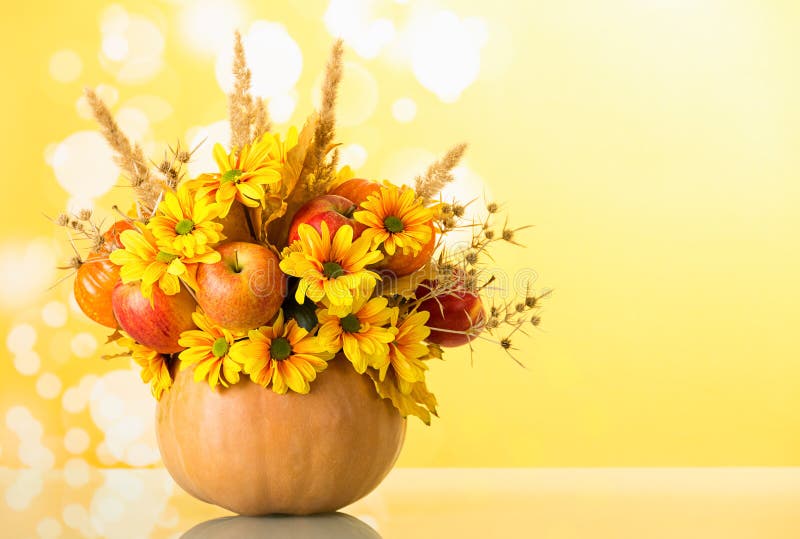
2,468,799,538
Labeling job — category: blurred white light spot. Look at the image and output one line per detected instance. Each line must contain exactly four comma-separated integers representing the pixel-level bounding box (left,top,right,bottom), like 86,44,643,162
185,120,230,177
324,1,396,59
100,14,165,84
64,458,91,488
62,375,99,414
36,517,62,539
91,370,160,466
123,95,173,123
409,11,485,102
338,144,368,170
268,93,296,124
63,504,90,531
101,4,130,35
7,406,43,440
49,50,83,83
71,332,98,358
7,323,37,353
65,428,91,454
5,470,43,511
19,440,56,469
391,97,417,123
14,350,41,376
0,241,57,309
36,373,63,399
179,0,246,55
116,107,150,140
216,21,302,99
96,442,119,466
51,131,119,199
102,34,129,61
313,61,378,127
42,301,68,327
381,147,436,187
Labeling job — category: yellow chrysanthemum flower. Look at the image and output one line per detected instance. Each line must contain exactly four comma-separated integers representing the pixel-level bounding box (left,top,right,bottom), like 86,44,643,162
110,223,218,300
279,222,383,317
317,295,396,374
185,135,282,217
178,312,244,389
229,310,332,394
354,182,434,256
148,184,225,259
118,333,172,400
380,309,432,393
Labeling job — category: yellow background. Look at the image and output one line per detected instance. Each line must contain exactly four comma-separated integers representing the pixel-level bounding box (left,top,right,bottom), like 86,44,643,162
1,0,799,469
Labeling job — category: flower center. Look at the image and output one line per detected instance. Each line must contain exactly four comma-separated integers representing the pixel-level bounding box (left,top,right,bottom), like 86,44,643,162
222,169,243,183
322,261,344,279
340,313,361,333
211,337,229,358
175,218,195,235
156,250,179,263
384,215,404,233
270,337,292,361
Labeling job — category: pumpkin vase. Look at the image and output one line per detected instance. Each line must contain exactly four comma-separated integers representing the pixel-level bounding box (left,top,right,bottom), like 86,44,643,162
156,356,406,516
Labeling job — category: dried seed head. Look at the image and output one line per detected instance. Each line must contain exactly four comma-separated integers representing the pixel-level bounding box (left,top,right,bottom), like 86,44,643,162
487,202,499,214
484,229,495,240
525,296,538,308
443,216,457,230
530,316,541,326
452,204,465,218
467,268,477,276
486,317,499,329
69,220,83,231
177,150,192,163
77,209,92,221
502,228,514,242
500,337,512,349
158,160,172,174
440,203,453,214
490,305,500,317
515,302,525,313
56,213,70,226
465,250,479,265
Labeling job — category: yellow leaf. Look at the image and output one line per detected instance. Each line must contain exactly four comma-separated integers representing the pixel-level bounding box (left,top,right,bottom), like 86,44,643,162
367,368,438,425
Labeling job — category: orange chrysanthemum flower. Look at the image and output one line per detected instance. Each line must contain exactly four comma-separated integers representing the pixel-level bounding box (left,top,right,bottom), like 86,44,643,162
354,182,434,256
118,333,172,400
317,295,396,373
279,222,383,317
148,184,225,259
185,134,282,217
178,312,244,389
229,310,332,394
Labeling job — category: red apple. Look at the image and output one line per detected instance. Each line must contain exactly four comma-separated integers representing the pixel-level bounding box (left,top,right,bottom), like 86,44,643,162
196,241,286,331
415,274,485,347
287,194,363,244
112,282,197,354
329,178,381,205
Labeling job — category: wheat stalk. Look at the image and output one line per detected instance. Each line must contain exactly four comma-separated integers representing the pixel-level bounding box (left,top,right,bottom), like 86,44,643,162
84,88,160,214
414,143,468,201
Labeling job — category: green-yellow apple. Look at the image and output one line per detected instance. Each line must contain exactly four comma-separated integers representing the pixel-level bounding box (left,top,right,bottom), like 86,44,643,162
111,281,197,353
196,241,286,331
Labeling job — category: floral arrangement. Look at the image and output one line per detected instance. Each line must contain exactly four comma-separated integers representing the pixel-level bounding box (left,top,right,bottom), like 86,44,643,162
55,36,547,425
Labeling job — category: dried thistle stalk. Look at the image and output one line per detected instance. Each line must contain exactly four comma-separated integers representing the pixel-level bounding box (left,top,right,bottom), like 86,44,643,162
84,87,160,214
414,143,468,201
305,39,344,190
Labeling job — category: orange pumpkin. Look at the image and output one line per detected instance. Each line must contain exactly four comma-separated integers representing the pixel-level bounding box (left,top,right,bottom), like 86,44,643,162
73,220,133,328
329,178,380,205
156,356,405,516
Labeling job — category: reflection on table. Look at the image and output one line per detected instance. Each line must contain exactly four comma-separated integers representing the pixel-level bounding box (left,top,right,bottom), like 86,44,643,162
2,468,800,538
